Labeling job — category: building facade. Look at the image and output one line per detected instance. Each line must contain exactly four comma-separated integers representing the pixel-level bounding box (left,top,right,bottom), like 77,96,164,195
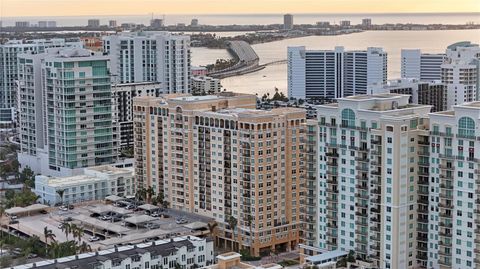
368,78,448,112
0,39,82,122
303,94,432,268
284,14,293,30
133,93,306,256
87,19,100,27
12,236,214,269
361,18,372,27
17,48,118,177
288,46,387,101
441,41,480,108
112,82,163,149
427,102,480,269
103,31,191,94
35,165,134,205
191,76,222,95
401,49,445,81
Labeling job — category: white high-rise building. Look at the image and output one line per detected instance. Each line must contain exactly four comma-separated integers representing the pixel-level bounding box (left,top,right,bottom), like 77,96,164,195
191,76,222,95
17,48,118,177
287,46,387,101
0,39,82,122
401,49,445,81
441,41,480,108
103,32,191,93
428,101,480,269
302,94,433,268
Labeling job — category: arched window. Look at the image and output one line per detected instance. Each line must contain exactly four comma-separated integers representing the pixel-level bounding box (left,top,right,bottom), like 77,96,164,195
341,109,356,128
458,117,475,137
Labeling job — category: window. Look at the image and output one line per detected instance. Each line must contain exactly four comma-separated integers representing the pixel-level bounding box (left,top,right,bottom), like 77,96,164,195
458,117,475,137
341,109,355,127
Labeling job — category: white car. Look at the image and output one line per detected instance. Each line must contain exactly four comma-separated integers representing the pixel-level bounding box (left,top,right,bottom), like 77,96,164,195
89,236,100,242
59,206,68,211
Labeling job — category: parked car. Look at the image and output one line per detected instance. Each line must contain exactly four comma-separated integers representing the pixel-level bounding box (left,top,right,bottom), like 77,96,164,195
68,204,74,210
125,204,135,210
148,224,160,229
89,236,100,242
59,205,68,211
112,216,123,222
9,219,19,224
27,253,38,259
151,212,160,218
101,215,112,221
40,210,48,214
175,218,188,224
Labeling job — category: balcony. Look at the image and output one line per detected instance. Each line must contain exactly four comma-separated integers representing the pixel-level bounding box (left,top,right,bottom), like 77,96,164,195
326,152,339,157
355,156,368,162
439,222,453,228
439,165,455,170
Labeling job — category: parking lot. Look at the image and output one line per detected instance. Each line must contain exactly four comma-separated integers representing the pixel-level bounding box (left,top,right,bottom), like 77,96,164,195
4,200,213,250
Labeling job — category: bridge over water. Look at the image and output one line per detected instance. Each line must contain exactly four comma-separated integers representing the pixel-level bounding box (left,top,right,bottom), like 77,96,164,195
208,41,286,79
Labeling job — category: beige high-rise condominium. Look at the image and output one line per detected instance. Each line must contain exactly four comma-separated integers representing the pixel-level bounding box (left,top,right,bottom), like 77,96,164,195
133,92,306,256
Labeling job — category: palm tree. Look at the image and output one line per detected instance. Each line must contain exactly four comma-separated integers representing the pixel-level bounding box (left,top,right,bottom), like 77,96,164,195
246,214,254,255
70,224,84,243
56,189,65,206
146,186,155,203
60,222,71,241
136,187,147,202
43,226,56,255
78,242,92,254
158,191,165,206
162,200,169,209
227,216,237,251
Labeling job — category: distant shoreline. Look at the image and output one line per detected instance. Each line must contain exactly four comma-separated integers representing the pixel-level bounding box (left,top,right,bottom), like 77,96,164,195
0,23,478,34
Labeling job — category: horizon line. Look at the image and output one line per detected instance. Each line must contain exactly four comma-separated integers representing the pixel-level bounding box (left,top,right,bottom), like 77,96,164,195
4,11,480,19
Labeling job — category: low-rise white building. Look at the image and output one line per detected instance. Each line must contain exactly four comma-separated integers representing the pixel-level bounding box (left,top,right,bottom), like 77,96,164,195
34,165,134,205
191,76,222,95
12,236,214,269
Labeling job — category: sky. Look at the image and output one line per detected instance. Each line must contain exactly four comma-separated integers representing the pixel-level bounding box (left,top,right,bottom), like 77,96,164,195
2,0,479,17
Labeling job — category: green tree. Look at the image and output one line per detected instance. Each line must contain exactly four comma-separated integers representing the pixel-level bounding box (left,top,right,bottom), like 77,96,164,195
43,226,56,255
227,216,238,251
246,214,254,255
136,187,147,202
5,188,39,208
60,222,72,241
18,166,35,185
56,189,65,206
146,186,155,203
162,200,169,209
4,189,14,200
78,241,92,254
70,224,84,243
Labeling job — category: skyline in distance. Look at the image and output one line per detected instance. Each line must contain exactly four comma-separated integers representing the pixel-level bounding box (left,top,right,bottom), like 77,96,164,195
3,0,479,17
